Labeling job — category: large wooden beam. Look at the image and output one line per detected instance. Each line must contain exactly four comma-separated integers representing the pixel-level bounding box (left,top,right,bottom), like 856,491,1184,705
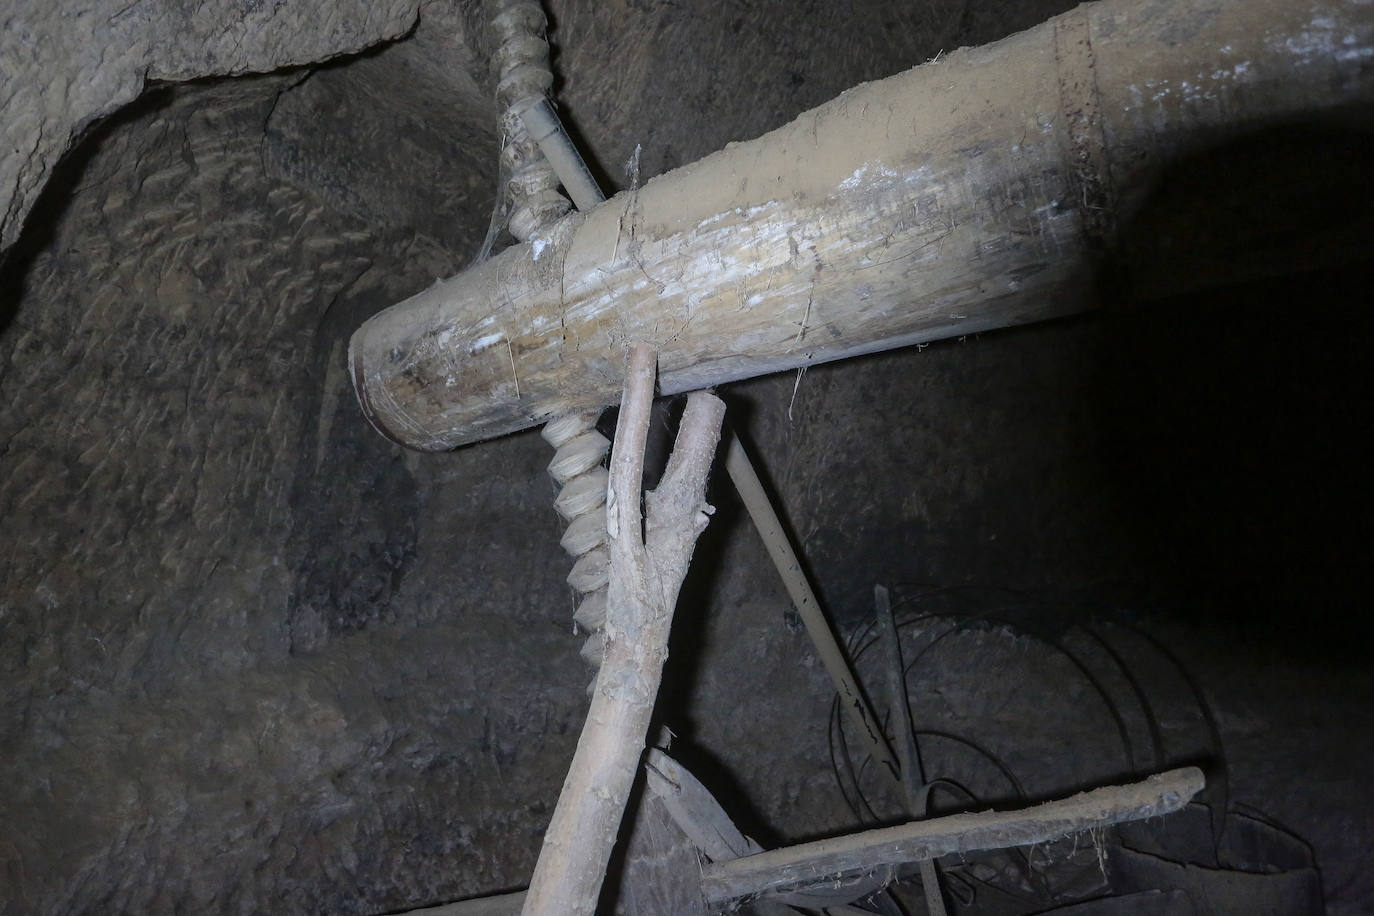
350,0,1373,451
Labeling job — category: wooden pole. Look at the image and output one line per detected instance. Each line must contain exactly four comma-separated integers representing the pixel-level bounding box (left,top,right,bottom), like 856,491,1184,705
874,584,947,916
725,435,899,781
391,766,1203,915
350,0,1373,451
700,767,1205,906
520,344,726,916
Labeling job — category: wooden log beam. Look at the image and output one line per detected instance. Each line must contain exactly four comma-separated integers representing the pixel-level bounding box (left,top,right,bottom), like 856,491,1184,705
700,767,1205,906
350,0,1374,451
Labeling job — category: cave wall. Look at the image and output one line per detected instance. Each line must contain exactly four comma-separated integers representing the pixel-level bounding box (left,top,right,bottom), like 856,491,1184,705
0,0,423,254
0,69,587,913
2,1,1371,914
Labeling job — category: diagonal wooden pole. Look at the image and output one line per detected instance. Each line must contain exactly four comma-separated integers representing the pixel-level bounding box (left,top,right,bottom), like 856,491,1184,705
725,434,900,782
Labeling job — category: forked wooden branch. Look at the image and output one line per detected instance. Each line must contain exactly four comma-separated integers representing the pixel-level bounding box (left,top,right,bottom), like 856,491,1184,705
520,343,726,916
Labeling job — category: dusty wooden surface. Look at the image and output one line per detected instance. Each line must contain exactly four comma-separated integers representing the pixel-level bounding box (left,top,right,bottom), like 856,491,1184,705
521,346,726,915
702,767,1205,905
350,0,1374,450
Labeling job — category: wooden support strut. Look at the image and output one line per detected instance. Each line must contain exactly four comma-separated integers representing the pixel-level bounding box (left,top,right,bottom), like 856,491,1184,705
874,584,947,916
725,434,899,782
520,344,726,916
391,765,1204,915
701,766,1205,906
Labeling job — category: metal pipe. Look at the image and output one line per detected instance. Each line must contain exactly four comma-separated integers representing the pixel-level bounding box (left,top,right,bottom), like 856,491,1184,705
514,96,606,212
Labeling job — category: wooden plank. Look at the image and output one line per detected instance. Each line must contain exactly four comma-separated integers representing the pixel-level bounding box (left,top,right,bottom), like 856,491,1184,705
700,767,1205,905
644,748,763,862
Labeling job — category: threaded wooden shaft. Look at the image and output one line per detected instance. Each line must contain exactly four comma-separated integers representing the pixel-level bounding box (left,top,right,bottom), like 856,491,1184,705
542,410,611,673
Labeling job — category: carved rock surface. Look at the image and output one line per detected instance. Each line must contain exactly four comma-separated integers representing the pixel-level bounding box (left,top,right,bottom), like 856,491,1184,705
0,75,581,914
0,0,421,254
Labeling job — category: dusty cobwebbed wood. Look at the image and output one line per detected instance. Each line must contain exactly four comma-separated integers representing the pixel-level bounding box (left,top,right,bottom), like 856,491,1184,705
644,748,761,862
644,748,891,913
349,0,1373,451
608,781,710,916
640,751,801,915
520,344,726,916
701,767,1205,905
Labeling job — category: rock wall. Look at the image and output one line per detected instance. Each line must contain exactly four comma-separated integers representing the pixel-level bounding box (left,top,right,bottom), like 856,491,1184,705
2,0,1370,913
0,71,586,913
0,0,421,254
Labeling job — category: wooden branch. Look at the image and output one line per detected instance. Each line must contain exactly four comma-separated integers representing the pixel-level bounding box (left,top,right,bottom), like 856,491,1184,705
643,394,730,611
350,0,1374,451
701,767,1205,905
520,345,726,916
725,434,899,781
396,891,524,915
603,342,657,620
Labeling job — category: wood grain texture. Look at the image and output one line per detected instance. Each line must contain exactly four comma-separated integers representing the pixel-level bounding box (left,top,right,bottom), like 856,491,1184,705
521,348,726,916
702,767,1205,905
350,0,1374,451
